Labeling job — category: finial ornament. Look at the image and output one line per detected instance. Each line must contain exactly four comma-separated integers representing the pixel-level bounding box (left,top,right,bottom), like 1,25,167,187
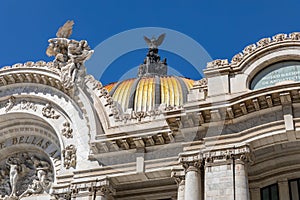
46,20,94,90
138,33,167,77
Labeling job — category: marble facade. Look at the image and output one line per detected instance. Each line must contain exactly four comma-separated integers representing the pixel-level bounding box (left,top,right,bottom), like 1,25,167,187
0,22,300,200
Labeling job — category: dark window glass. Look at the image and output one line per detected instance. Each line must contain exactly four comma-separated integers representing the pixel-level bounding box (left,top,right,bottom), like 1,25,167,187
261,184,279,200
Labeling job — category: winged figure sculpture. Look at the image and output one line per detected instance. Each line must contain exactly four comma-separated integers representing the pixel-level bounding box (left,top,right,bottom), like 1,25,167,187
144,33,166,49
56,20,74,38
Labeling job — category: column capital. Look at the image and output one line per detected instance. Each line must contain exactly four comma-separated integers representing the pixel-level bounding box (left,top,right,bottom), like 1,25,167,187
203,145,254,165
52,186,71,200
90,178,115,197
178,151,203,172
69,177,115,198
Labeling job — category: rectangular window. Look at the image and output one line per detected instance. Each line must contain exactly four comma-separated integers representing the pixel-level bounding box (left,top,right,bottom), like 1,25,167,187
261,184,279,200
289,179,300,200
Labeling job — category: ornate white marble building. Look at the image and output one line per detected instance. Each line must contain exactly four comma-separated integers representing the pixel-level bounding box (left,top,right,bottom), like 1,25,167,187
0,21,300,200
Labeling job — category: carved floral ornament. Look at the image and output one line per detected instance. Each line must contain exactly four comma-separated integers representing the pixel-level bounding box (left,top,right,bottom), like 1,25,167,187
42,103,60,119
62,144,77,169
61,121,73,139
206,32,300,69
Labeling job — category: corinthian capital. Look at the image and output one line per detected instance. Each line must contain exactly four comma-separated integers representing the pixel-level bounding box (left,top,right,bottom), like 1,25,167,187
179,152,203,172
203,144,253,164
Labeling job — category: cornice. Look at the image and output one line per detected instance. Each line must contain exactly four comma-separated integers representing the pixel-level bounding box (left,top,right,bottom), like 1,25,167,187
0,61,66,93
183,83,300,126
204,32,300,74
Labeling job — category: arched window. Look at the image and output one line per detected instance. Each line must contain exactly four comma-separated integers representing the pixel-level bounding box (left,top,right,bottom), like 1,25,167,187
250,61,300,90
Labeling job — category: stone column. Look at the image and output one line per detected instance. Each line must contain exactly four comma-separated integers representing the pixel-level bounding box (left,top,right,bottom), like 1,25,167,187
184,163,201,200
278,178,290,200
179,153,203,200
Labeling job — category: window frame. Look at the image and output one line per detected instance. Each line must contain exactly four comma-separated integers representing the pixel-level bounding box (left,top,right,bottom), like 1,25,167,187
260,183,279,200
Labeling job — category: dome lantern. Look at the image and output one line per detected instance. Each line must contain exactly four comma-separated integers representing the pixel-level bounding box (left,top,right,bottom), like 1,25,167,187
138,33,167,77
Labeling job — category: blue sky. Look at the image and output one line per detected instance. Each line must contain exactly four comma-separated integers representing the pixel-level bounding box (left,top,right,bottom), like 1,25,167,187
1,0,300,85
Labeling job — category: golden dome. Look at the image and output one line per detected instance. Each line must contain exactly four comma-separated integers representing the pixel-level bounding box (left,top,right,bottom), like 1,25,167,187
104,76,194,112
104,34,195,112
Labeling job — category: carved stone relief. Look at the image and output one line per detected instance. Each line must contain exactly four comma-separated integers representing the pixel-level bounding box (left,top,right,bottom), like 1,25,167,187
42,103,60,119
0,153,53,199
61,122,73,138
62,145,76,169
46,21,94,90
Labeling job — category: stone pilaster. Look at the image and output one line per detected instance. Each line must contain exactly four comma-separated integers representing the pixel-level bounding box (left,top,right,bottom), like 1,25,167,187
203,145,251,200
278,178,290,200
235,157,249,200
249,187,260,200
171,167,185,200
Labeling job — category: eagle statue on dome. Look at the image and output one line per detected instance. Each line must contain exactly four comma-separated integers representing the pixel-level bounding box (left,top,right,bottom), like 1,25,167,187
144,33,166,50
138,33,167,77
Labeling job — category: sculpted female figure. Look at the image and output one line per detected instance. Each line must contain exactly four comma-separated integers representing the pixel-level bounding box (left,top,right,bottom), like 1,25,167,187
6,157,20,197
